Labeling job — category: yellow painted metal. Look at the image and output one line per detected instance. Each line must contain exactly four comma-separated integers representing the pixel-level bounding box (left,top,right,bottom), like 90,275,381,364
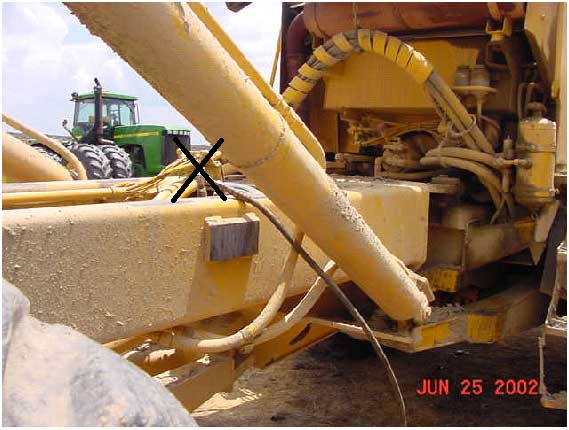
513,217,535,243
2,132,73,183
285,29,495,155
554,3,567,172
252,320,336,368
323,38,508,113
186,2,325,168
2,177,175,209
123,345,190,376
269,29,281,87
2,113,87,180
64,2,431,323
2,187,139,209
467,314,499,343
513,113,557,211
2,178,148,193
423,267,460,292
417,320,453,349
425,218,535,272
154,354,236,412
524,3,561,87
2,178,429,343
311,283,549,352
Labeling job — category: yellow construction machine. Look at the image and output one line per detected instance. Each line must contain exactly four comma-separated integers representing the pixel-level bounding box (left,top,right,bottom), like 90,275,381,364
1,2,566,424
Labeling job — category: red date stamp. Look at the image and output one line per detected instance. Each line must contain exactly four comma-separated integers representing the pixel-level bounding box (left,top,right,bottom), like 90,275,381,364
417,378,539,396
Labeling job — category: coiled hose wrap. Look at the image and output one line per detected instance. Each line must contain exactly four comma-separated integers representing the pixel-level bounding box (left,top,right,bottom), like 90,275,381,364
283,29,494,155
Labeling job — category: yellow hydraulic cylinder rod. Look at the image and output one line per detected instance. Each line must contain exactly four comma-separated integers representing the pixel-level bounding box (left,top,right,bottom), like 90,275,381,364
2,188,132,209
2,113,87,180
2,177,147,194
65,2,430,323
2,132,73,183
269,29,281,87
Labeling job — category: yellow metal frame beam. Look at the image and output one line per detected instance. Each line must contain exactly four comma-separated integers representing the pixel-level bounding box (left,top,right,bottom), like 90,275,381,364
2,178,429,344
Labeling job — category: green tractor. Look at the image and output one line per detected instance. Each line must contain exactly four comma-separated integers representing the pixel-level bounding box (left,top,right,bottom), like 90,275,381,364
35,78,192,179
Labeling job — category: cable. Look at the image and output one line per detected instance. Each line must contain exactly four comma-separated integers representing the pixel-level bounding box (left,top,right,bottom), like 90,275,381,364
253,260,338,346
215,180,408,426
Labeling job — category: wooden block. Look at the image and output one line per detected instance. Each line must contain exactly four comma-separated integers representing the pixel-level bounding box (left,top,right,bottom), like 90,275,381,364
204,213,260,261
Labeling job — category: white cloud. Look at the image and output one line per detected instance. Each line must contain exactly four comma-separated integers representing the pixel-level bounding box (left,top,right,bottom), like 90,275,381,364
2,3,135,135
2,2,282,146
206,2,281,82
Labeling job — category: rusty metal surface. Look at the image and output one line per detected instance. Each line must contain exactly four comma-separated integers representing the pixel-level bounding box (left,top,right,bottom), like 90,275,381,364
303,3,524,39
425,218,534,271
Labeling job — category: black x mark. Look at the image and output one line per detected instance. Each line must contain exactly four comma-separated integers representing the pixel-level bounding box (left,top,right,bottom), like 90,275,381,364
170,137,227,203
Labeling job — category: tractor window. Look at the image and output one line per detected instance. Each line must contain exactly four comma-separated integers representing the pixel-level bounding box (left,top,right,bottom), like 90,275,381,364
103,100,136,127
75,99,95,125
74,98,137,131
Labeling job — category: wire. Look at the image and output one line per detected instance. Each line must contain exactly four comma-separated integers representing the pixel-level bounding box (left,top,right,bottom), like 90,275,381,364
215,180,408,426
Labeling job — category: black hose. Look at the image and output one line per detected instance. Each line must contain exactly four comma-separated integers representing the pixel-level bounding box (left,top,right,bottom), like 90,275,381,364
215,181,407,426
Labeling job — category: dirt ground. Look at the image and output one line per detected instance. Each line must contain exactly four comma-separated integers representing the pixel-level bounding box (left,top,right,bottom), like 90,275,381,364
194,328,566,426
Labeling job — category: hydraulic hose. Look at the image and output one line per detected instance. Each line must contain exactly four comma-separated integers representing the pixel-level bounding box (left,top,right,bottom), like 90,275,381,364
213,181,408,426
253,260,339,345
282,29,495,154
154,229,304,354
2,113,88,180
150,182,407,424
149,182,407,426
425,147,499,169
426,73,495,154
153,177,197,201
420,156,502,208
424,81,483,152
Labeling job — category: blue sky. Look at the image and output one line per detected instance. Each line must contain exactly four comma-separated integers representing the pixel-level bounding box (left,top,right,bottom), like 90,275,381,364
2,2,281,145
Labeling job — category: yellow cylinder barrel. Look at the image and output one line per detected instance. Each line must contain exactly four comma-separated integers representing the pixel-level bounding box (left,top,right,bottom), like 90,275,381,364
513,109,557,211
65,2,430,322
2,132,73,183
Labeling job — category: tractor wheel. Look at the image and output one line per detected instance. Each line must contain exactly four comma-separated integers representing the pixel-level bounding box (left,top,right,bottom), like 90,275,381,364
69,144,112,179
32,145,65,165
100,145,133,178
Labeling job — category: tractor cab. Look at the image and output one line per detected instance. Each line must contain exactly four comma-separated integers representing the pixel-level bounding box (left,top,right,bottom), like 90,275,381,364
66,78,191,178
71,91,139,139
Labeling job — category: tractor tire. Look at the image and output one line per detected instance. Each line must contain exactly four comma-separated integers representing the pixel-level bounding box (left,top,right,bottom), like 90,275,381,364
32,145,65,165
69,144,112,180
100,145,133,178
